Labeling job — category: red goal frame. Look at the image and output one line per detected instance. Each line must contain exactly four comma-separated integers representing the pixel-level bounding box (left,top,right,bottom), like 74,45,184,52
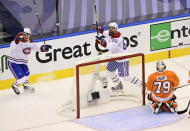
75,53,145,118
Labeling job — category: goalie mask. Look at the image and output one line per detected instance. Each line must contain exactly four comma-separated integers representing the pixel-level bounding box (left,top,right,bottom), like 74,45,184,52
156,61,166,72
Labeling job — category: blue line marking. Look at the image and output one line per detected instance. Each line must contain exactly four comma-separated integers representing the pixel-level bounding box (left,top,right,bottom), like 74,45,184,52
0,44,10,49
74,106,183,131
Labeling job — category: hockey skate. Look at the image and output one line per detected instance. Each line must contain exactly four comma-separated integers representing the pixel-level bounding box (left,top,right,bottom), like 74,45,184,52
111,81,123,90
110,82,125,96
23,86,35,93
12,85,20,95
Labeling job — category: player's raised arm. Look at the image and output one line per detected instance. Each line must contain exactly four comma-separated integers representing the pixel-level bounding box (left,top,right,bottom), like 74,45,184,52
8,28,52,95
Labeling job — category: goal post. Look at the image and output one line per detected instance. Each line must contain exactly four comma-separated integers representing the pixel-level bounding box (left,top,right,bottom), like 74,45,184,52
75,53,146,118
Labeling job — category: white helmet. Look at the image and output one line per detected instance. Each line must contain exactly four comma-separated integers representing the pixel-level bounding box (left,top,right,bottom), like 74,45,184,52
108,22,118,30
156,61,166,72
23,28,31,34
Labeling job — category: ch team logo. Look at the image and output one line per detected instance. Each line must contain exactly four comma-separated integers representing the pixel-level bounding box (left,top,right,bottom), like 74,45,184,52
150,22,172,51
0,55,8,73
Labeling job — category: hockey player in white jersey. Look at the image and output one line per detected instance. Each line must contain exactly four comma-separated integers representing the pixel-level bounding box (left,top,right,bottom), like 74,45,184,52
8,28,52,95
93,22,142,92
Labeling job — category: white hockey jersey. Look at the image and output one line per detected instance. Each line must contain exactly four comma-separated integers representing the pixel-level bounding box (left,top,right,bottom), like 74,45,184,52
8,41,41,64
103,31,127,54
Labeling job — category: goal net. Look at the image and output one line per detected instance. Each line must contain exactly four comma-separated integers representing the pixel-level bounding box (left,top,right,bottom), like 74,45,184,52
59,53,145,118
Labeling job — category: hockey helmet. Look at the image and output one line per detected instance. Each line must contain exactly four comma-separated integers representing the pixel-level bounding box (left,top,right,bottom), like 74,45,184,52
23,28,31,34
108,22,118,30
156,61,166,72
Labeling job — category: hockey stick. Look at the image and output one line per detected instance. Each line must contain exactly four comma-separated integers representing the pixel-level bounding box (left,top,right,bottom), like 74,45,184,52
1,55,8,73
93,0,99,36
93,0,108,53
174,83,190,90
93,0,101,53
87,0,105,101
177,100,190,114
32,0,46,44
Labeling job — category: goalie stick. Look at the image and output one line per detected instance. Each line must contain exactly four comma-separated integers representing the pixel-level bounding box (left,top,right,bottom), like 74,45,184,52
32,0,46,44
174,83,190,90
177,100,190,114
174,84,190,114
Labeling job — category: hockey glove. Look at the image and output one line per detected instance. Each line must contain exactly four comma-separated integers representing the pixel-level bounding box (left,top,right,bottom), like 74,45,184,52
147,93,153,101
15,32,24,40
92,24,104,33
95,36,107,47
40,45,52,52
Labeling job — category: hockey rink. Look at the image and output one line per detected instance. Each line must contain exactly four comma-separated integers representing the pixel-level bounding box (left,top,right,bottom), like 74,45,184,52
1,55,190,131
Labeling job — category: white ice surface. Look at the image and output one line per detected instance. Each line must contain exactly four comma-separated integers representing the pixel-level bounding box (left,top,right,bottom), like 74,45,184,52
1,55,190,131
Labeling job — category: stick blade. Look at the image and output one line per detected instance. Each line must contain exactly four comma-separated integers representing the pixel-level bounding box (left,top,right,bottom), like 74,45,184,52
177,100,190,115
177,109,188,114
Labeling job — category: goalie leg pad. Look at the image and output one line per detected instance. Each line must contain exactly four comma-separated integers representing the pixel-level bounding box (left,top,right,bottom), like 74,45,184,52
151,102,162,114
164,102,177,113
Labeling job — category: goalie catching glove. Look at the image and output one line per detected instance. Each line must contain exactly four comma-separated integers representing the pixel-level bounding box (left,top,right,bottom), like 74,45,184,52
40,44,52,52
96,36,107,47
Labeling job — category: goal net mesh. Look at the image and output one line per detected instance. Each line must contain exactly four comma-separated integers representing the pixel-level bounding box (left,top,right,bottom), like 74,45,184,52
59,53,145,118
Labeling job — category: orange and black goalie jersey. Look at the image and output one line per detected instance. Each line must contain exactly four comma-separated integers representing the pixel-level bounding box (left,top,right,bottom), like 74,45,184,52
146,70,180,103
